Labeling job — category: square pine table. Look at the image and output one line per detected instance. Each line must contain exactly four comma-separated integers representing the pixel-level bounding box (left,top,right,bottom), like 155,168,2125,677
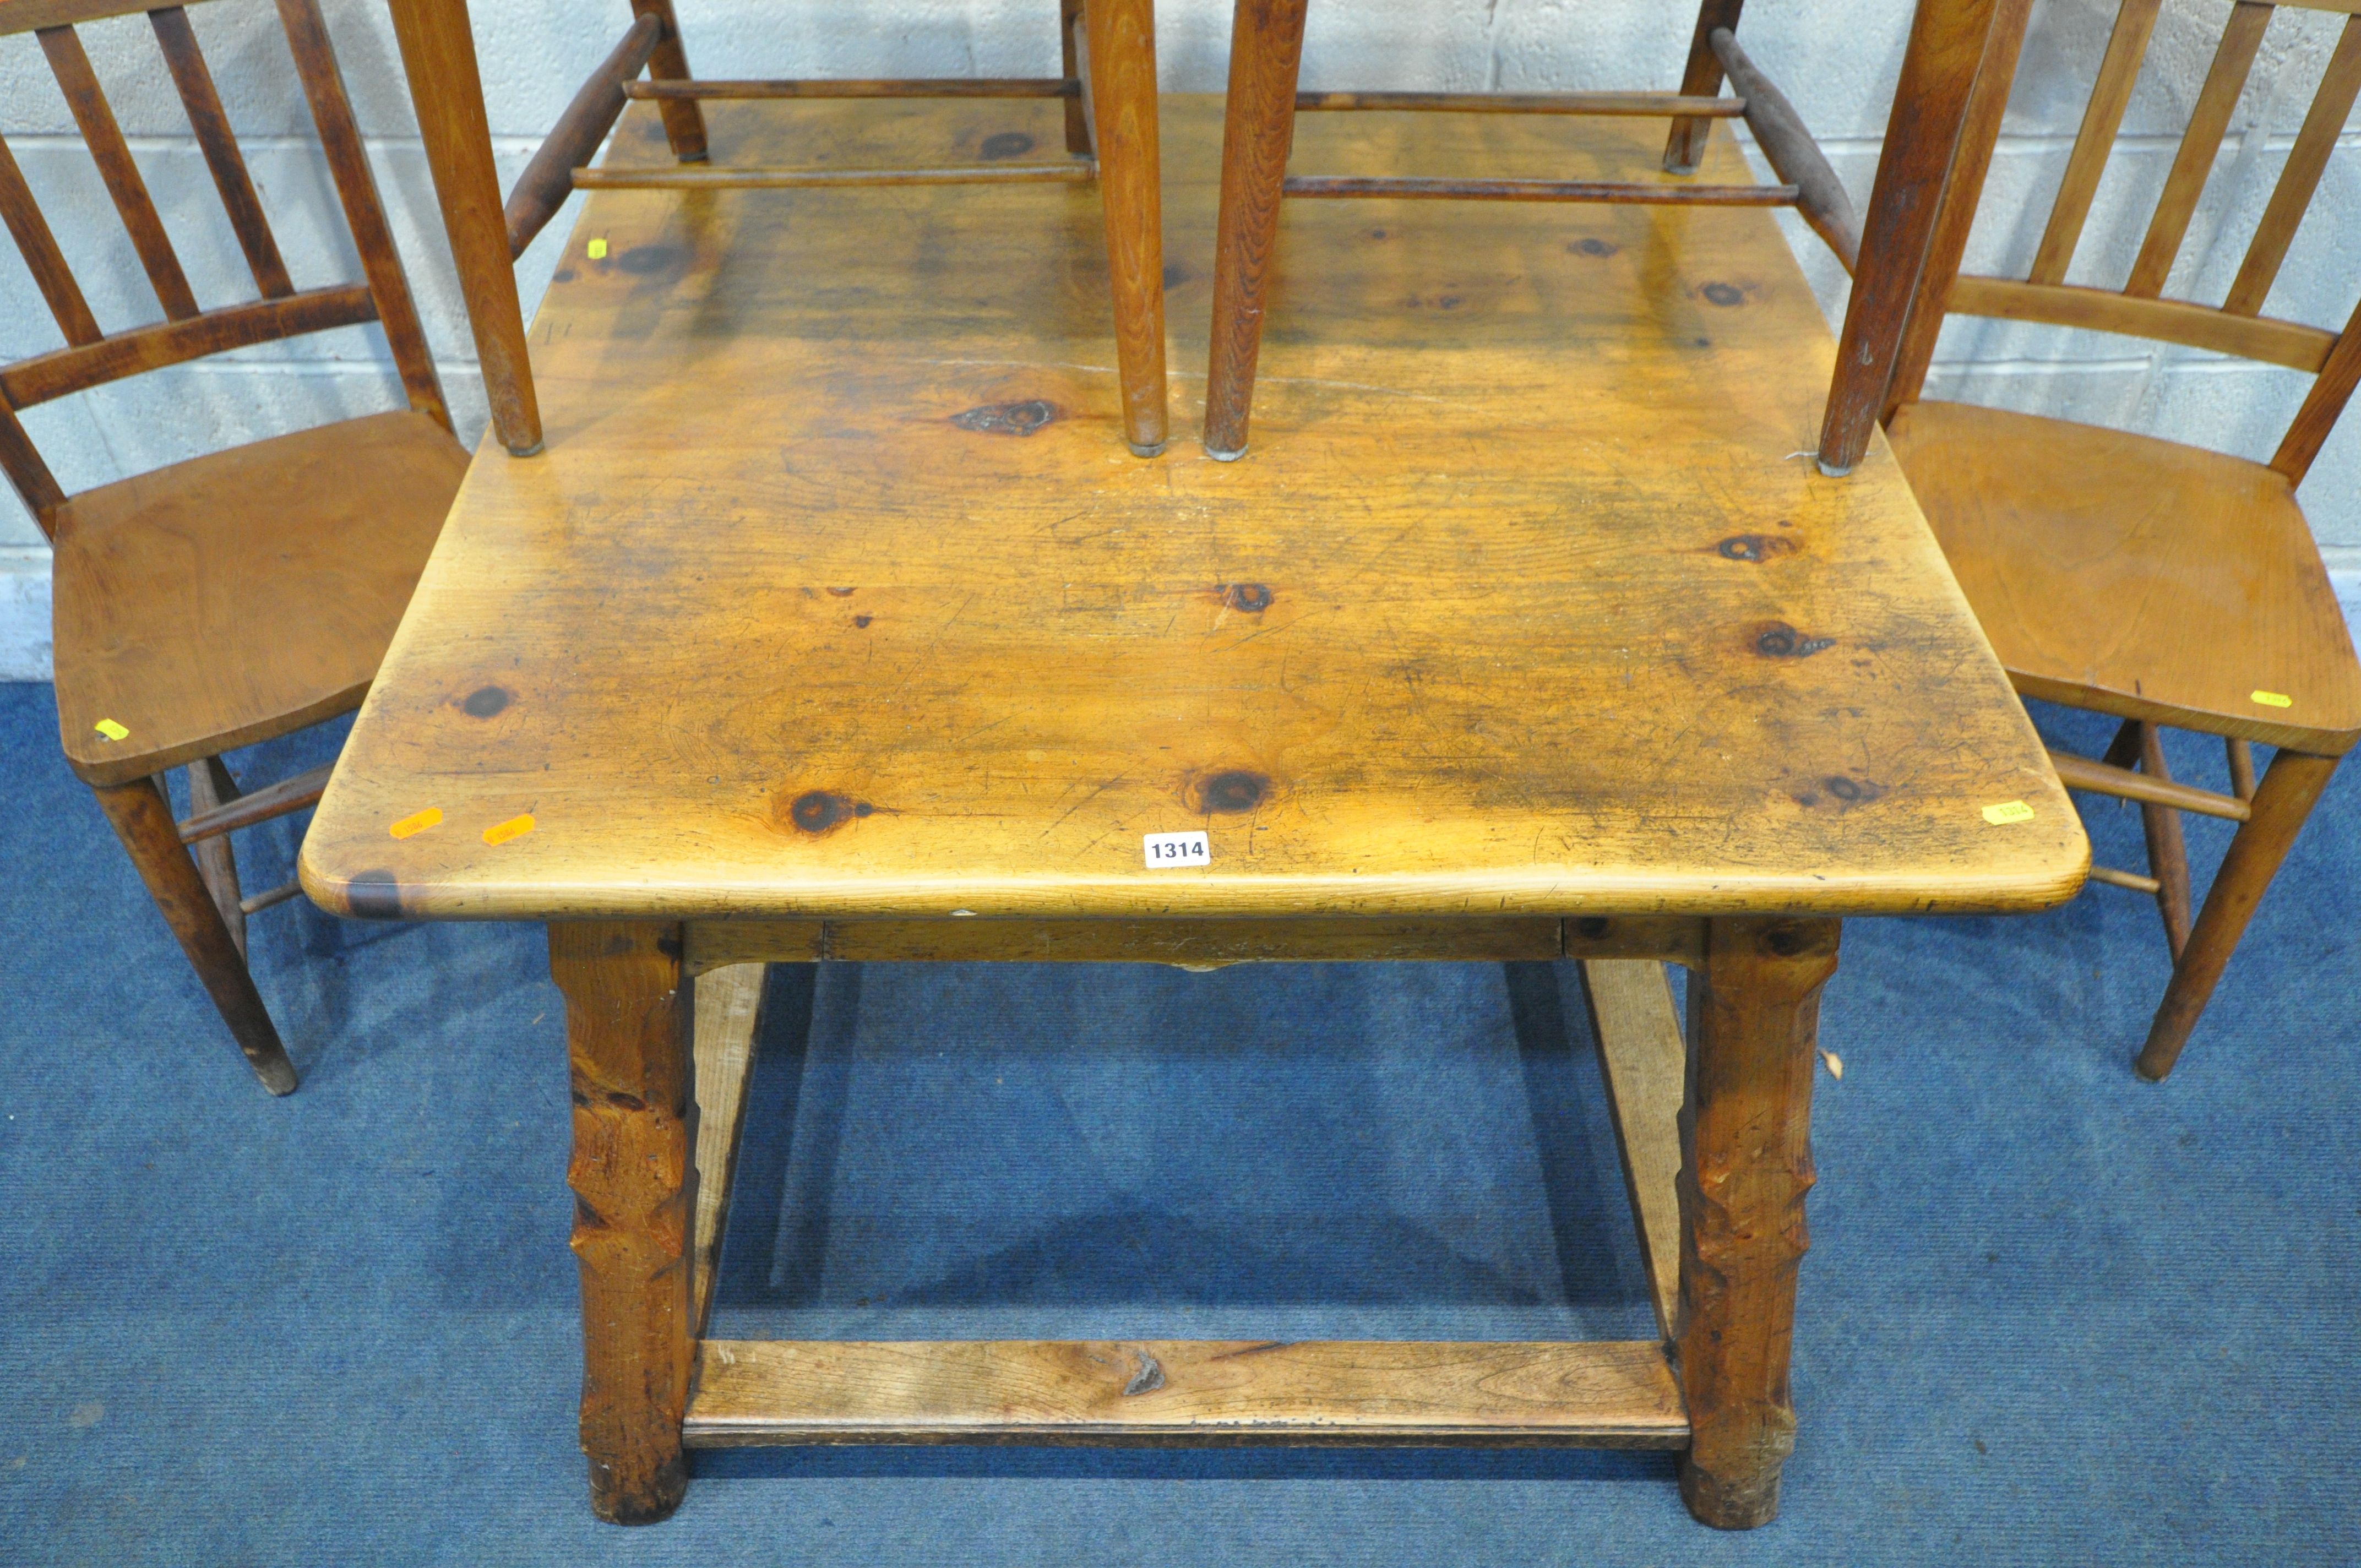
301,96,2086,1529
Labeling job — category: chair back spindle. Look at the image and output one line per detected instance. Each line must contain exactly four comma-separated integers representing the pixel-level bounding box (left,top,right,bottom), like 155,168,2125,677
1882,0,2361,487
0,0,451,540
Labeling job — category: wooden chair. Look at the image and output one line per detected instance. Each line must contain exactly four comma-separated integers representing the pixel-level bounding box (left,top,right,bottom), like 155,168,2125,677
0,0,469,1094
1873,0,2361,1079
385,0,1169,459
1200,0,1861,459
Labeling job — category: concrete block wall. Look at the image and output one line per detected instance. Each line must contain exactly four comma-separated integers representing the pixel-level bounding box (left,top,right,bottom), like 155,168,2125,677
2,0,2357,679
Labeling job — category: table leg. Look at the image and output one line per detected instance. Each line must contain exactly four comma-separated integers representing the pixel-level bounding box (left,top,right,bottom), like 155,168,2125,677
550,921,698,1525
1675,916,1840,1529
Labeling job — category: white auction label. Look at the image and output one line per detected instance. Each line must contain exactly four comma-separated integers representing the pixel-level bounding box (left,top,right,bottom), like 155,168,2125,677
1143,830,1210,868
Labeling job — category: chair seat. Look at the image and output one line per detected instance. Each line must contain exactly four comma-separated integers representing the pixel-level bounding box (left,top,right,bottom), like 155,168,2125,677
1887,400,2361,755
52,410,468,788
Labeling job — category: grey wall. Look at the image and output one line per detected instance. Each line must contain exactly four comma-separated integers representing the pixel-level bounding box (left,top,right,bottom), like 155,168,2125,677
3,0,2358,677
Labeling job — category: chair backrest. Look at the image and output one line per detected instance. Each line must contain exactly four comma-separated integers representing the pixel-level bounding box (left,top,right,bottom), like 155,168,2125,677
0,0,449,540
1885,0,2361,485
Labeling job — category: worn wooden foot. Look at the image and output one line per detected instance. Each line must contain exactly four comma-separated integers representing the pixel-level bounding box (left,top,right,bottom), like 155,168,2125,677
2136,748,2337,1081
551,921,698,1525
1675,916,1839,1529
1203,0,1309,460
92,775,297,1095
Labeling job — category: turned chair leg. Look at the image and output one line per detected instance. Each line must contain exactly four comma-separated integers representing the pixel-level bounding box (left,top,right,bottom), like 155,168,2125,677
551,921,698,1525
1084,0,1169,457
90,775,297,1096
2136,748,2339,1081
186,758,247,959
630,0,708,161
1663,0,1747,172
1203,0,1310,461
1677,916,1840,1529
2135,723,2193,960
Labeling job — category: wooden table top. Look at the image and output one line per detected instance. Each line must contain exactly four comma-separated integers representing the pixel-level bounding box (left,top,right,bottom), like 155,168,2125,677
300,97,2086,923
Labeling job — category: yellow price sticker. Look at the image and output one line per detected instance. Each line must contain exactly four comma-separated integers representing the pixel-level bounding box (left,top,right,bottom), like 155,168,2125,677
587,238,608,260
1981,800,2035,825
482,813,536,847
93,718,129,741
2250,690,2292,708
389,807,443,840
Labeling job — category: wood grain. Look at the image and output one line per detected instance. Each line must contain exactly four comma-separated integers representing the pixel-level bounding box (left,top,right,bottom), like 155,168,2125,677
0,132,103,346
178,760,334,845
684,1338,1688,1447
0,286,377,410
1580,959,1685,1339
1883,0,2032,417
1,0,231,28
504,11,665,259
2136,721,2194,959
627,78,1079,100
2028,0,2161,286
1819,0,2006,473
1203,0,1309,459
1709,28,1857,269
1676,916,1838,1529
51,410,465,788
2224,13,2361,315
0,403,64,536
1301,90,1740,117
186,754,246,958
2276,291,2361,483
1281,175,1795,204
627,0,706,162
385,0,542,454
689,962,765,1337
1943,276,2333,373
551,920,695,1526
2048,748,2250,822
2137,748,2341,1079
572,163,1095,190
93,774,296,1094
1083,0,1168,456
298,101,2086,925
276,0,449,432
38,24,199,320
151,5,293,300
2126,1,2271,299
1887,400,2361,754
1663,0,1747,173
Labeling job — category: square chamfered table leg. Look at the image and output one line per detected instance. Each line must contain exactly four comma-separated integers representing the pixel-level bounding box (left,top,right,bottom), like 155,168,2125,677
549,921,698,1526
1675,916,1840,1529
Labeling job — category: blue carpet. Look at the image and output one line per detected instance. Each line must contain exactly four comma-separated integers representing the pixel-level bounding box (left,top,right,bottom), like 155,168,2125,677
1,678,2355,1565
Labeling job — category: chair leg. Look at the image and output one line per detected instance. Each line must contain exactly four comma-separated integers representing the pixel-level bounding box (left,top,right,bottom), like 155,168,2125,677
186,758,247,960
2135,723,2192,960
1203,0,1310,461
1664,0,1747,172
629,0,708,162
2135,747,2340,1082
1084,0,1169,458
1060,0,1092,154
91,775,297,1095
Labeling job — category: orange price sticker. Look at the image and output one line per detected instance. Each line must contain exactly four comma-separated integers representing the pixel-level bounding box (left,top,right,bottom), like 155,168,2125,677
2250,690,2292,709
93,718,129,741
389,807,443,840
482,813,536,847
